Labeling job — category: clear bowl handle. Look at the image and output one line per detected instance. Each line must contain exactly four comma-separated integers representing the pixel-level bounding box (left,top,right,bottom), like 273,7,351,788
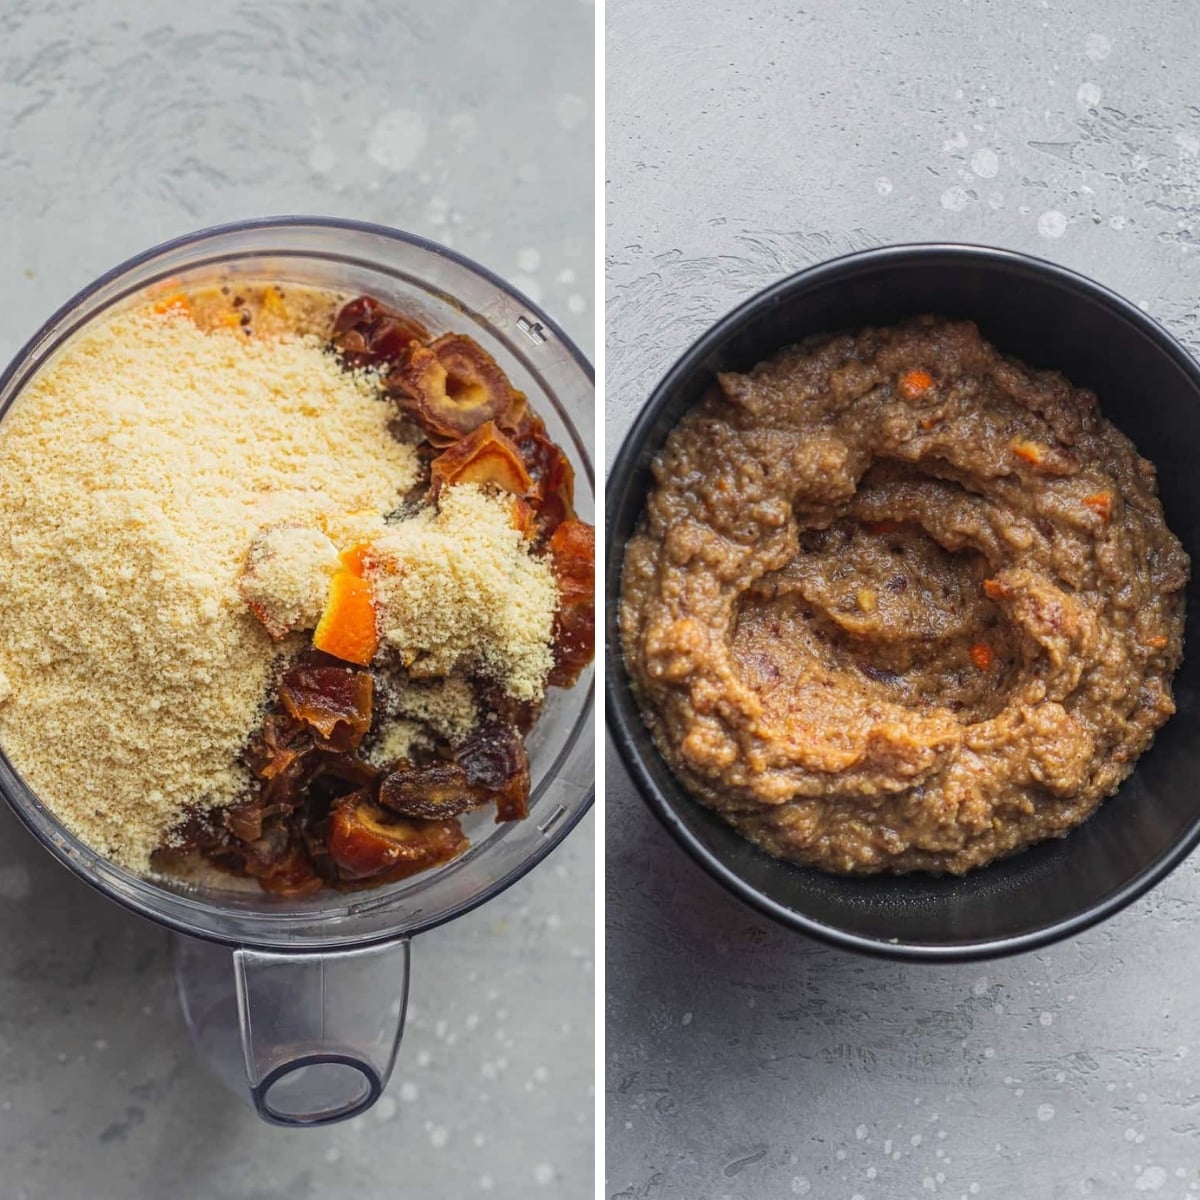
173,933,410,1126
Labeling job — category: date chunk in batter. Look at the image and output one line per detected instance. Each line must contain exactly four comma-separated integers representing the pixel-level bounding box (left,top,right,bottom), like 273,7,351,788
620,317,1188,875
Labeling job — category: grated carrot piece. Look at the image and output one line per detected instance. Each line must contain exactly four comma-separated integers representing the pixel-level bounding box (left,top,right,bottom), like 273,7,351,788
969,642,994,670
1010,438,1045,466
898,369,934,400
339,542,374,577
1082,491,1113,524
313,570,378,665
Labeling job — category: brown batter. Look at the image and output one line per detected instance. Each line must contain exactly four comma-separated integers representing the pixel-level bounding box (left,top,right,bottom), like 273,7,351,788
619,317,1189,874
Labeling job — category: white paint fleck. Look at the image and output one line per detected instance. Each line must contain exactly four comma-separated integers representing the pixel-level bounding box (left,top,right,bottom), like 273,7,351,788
533,1066,550,1083
368,109,428,172
554,94,588,131
1135,1166,1167,1192
970,1186,981,1196
375,1096,398,1121
876,177,894,196
836,1149,847,1161
557,268,577,284
984,1047,996,1058
399,1082,418,1102
970,148,999,178
867,1167,878,1180
567,293,587,314
511,275,543,303
430,1126,448,1148
1125,1128,1139,1141
309,143,336,175
790,1179,811,1196
681,1012,693,1026
0,866,31,901
972,978,989,997
448,112,479,144
324,1147,341,1163
941,186,970,211
465,1013,480,1031
1177,132,1200,157
533,1164,555,1186
856,1124,868,1140
884,1140,893,1154
1085,33,1112,61
517,247,542,273
1038,210,1068,239
1039,1011,1054,1026
479,1175,494,1191
912,1134,923,1147
1077,81,1102,108
93,1039,108,1052
416,1050,432,1068
1037,1104,1055,1122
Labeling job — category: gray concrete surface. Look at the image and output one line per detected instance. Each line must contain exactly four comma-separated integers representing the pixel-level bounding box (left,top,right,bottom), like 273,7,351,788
606,2,1200,1197
0,3,594,1198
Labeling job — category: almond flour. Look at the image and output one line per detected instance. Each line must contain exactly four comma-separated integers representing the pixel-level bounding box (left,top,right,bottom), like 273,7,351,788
0,305,418,870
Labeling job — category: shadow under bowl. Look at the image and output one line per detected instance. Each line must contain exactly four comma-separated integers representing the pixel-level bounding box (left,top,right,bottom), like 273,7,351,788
606,242,1200,962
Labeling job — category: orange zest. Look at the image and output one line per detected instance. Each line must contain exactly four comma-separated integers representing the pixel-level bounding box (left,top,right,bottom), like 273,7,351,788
969,642,994,670
898,369,934,400
313,570,378,666
1010,438,1045,466
1145,635,1169,650
152,291,192,317
339,542,374,577
982,578,1005,601
1082,491,1113,524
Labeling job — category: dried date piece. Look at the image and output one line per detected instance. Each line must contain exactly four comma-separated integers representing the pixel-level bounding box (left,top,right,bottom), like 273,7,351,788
547,519,596,687
329,792,466,881
377,759,489,819
455,722,531,822
515,415,576,540
279,663,373,751
332,296,428,370
428,421,534,501
388,334,524,442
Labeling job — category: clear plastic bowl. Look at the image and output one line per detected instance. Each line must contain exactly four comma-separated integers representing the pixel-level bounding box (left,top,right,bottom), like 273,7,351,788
0,217,594,1123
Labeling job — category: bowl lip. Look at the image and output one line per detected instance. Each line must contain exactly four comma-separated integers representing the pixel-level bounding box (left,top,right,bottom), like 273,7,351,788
606,239,1200,964
0,214,595,949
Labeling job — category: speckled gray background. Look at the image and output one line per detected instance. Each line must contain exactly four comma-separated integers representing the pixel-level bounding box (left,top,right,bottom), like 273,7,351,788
607,2,1200,1197
0,3,594,1198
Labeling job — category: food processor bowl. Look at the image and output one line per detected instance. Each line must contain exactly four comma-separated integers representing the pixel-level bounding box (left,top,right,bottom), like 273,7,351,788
0,218,594,1124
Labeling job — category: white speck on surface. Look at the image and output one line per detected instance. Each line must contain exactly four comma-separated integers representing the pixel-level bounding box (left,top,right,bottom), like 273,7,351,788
0,866,31,902
856,1124,868,1140
941,186,970,211
1135,1166,1167,1191
479,1174,494,1191
399,1082,418,1102
970,1185,981,1196
533,1066,550,1083
867,1167,878,1180
970,147,999,178
448,112,479,144
1085,32,1112,60
533,1163,554,1186
836,1149,847,1161
567,293,587,314
912,1134,923,1147
93,1039,107,1052
1039,1012,1054,1026
308,143,336,175
1038,1104,1055,1122
557,268,577,284
375,1096,398,1121
1077,81,1103,108
517,247,542,272
790,1179,811,1196
972,978,989,997
430,1126,448,1148
416,1050,432,1068
876,176,894,196
368,109,428,171
943,131,969,152
554,94,588,130
1038,210,1068,238
511,275,543,303
324,1147,341,1163
1177,131,1200,157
